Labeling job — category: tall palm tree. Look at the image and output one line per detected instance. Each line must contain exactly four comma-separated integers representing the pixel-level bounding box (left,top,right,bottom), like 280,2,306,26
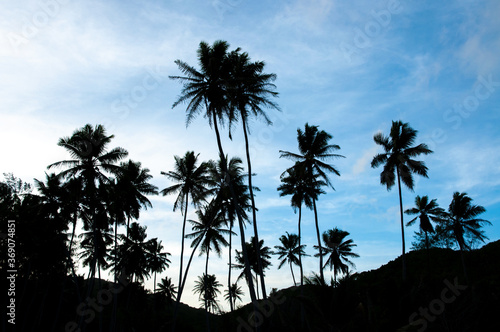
160,151,212,289
279,123,344,285
157,277,177,303
273,232,307,286
224,283,244,310
186,201,232,330
207,155,251,311
170,40,258,307
438,192,490,281
315,228,359,283
147,238,171,294
277,162,324,286
227,49,280,299
48,124,128,281
371,120,433,280
405,195,445,251
193,274,222,314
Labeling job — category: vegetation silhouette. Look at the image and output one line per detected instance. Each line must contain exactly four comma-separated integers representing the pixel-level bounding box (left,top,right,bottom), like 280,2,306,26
1,40,497,332
371,120,433,280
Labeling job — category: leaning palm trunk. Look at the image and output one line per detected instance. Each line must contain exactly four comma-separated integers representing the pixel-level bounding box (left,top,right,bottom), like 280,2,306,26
396,167,407,281
204,251,211,332
313,199,325,285
212,113,261,331
178,194,189,292
172,231,203,332
212,113,258,304
242,117,267,299
298,204,303,286
227,222,234,312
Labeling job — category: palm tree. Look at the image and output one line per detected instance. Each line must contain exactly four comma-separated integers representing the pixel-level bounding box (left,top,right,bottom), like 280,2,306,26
207,155,252,311
315,228,359,283
147,238,171,294
234,237,272,299
113,222,152,283
48,124,128,281
371,120,433,280
193,274,222,314
117,160,158,237
160,151,212,290
405,195,445,251
113,160,158,282
438,192,490,281
277,162,324,286
157,277,177,303
186,201,232,329
227,48,280,299
170,40,258,306
279,123,344,285
273,232,307,285
224,283,244,310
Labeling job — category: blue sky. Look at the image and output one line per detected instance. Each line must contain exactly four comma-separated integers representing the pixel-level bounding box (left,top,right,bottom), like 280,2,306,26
1,0,499,310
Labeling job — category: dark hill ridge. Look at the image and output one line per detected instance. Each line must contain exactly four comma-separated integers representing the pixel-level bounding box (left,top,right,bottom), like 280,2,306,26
7,240,499,331
209,239,500,331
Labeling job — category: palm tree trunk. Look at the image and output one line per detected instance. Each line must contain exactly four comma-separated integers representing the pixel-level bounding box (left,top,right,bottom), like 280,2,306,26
290,261,296,285
396,167,407,281
242,118,267,300
204,251,211,332
313,199,325,285
172,233,203,332
298,204,303,286
178,194,189,292
212,112,258,304
459,245,469,283
228,222,234,312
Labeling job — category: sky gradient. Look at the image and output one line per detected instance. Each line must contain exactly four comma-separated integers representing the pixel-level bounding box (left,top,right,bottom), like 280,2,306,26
1,0,499,310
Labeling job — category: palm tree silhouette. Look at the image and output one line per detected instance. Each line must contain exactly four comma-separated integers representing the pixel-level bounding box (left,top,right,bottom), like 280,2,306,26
224,282,244,310
279,123,344,285
273,232,308,286
207,155,251,312
48,124,128,282
193,274,222,314
438,192,490,281
160,151,212,291
315,228,359,283
277,162,324,286
170,40,258,307
371,120,433,280
116,160,158,238
113,222,152,283
147,238,171,294
157,276,177,303
234,237,272,299
186,201,232,330
112,160,157,282
227,48,280,299
405,195,445,252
